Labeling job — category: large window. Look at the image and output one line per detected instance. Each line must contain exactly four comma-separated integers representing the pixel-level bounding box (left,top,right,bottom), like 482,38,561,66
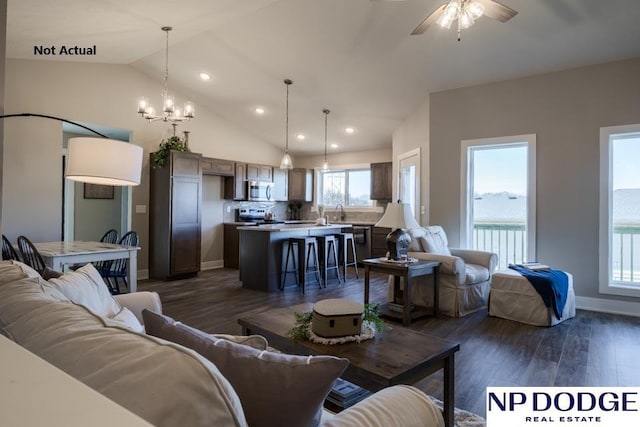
461,135,536,270
318,168,372,207
599,124,640,297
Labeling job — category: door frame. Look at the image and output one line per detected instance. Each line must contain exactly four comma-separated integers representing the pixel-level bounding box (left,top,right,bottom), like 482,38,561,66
397,147,421,224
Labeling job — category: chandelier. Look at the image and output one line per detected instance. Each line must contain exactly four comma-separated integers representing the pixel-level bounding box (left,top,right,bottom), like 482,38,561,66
137,27,195,123
437,0,485,40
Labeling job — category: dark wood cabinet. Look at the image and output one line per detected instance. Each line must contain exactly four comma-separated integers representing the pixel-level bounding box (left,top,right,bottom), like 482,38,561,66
201,157,234,176
223,223,241,269
223,162,247,200
370,162,393,200
150,150,202,280
371,226,391,258
288,168,313,201
272,167,288,201
247,163,273,182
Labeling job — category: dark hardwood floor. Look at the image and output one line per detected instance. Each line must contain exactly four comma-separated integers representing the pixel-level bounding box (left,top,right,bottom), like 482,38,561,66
139,268,640,417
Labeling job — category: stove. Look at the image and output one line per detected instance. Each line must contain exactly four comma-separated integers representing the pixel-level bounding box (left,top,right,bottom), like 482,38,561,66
236,208,284,225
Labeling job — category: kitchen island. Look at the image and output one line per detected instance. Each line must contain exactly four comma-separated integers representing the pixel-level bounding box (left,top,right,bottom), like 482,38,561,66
238,223,351,292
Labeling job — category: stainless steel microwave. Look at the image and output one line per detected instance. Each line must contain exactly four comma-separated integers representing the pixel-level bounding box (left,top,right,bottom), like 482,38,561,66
247,181,274,201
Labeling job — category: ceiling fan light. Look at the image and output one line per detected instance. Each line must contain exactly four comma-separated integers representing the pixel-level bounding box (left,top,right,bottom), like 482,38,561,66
466,1,485,20
459,10,474,29
437,13,454,29
443,0,461,19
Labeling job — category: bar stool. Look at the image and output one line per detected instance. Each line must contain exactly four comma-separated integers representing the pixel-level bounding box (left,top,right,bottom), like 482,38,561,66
334,232,359,280
280,237,322,293
316,235,341,286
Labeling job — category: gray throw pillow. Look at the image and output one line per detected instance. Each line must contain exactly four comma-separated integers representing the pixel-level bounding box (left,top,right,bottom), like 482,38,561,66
142,310,348,427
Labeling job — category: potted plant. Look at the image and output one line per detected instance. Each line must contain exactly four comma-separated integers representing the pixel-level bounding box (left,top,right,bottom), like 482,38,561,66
151,127,190,169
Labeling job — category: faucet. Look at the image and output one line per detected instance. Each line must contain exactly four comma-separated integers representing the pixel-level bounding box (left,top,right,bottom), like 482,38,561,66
335,203,345,221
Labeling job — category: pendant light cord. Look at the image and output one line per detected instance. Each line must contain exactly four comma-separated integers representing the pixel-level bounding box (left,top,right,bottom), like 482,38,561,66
162,27,171,100
284,79,292,153
323,109,330,164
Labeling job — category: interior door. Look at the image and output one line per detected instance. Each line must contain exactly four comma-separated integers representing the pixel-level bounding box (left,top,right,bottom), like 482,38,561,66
398,149,421,223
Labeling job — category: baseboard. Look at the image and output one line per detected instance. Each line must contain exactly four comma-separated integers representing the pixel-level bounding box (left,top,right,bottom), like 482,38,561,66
201,260,224,271
575,296,640,318
137,269,149,280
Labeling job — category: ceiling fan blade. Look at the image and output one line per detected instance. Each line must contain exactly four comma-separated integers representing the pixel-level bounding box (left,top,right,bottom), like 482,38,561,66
411,4,446,35
478,0,518,22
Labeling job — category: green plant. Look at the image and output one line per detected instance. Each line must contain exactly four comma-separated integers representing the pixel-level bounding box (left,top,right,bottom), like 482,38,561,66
363,303,385,334
286,311,313,342
151,135,190,168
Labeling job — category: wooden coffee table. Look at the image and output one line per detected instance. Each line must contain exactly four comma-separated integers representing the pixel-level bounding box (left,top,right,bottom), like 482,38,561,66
238,303,460,427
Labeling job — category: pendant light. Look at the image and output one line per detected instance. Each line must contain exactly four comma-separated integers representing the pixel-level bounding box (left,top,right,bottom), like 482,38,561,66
322,109,330,171
280,79,294,170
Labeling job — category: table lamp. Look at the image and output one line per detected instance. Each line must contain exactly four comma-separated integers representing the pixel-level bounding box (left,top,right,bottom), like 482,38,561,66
375,201,420,260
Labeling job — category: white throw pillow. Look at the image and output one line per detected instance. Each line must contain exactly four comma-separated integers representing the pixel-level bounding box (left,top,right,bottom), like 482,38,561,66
46,263,122,318
12,260,41,278
422,228,452,256
112,307,145,333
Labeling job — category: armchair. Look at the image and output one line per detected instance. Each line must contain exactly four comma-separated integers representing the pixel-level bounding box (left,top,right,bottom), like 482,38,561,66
388,226,498,317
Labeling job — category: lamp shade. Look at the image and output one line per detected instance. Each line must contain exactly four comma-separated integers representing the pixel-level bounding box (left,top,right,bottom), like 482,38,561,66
375,202,420,229
65,137,143,186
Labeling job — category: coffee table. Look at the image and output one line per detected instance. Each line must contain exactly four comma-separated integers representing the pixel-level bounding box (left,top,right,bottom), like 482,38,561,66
238,302,460,427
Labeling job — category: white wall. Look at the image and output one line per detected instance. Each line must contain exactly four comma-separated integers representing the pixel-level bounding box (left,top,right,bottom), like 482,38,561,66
294,147,391,169
392,99,429,225
428,58,640,303
2,58,284,269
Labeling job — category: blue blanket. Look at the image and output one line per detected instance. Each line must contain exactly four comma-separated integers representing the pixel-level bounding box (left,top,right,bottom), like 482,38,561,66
508,265,569,319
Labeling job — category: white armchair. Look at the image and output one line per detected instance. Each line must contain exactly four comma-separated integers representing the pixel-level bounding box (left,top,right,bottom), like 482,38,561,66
388,226,498,317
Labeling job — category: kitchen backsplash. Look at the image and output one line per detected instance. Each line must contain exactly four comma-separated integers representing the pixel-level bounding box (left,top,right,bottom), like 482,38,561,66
223,200,386,223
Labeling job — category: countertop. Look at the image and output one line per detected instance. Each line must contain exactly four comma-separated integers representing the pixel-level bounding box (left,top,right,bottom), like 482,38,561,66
225,220,379,226
237,223,352,232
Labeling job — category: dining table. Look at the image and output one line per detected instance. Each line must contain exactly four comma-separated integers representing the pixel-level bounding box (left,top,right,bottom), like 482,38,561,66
33,241,140,292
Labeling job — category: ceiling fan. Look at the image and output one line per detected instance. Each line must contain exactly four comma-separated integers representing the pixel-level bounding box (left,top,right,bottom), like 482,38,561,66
379,0,518,41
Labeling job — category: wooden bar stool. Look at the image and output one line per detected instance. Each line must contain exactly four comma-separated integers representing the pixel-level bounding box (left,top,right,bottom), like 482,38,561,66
335,232,359,280
316,235,341,286
281,237,322,293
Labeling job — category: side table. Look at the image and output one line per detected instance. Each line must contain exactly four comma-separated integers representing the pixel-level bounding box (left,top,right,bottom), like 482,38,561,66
363,258,441,326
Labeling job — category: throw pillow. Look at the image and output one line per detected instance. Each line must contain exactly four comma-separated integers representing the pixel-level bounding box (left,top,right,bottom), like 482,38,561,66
46,263,121,318
143,310,348,427
112,307,145,333
422,229,451,256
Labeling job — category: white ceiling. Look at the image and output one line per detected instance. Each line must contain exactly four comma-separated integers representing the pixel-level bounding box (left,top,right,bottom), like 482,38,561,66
7,0,640,155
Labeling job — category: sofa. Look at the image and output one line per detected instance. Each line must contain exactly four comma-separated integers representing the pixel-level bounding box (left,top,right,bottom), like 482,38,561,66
389,226,498,317
0,260,444,427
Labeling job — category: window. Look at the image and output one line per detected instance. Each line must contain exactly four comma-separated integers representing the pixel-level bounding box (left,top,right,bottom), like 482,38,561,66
599,124,640,297
461,134,536,270
317,168,372,207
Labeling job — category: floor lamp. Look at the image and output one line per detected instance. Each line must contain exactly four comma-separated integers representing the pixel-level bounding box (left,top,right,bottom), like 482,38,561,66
1,113,143,186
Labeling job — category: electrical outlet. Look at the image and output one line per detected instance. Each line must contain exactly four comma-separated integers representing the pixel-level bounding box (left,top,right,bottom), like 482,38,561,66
226,206,231,213
135,205,147,214
420,205,425,215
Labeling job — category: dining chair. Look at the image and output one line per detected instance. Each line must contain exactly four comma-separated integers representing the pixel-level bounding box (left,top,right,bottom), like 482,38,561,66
17,235,47,274
97,231,138,295
2,234,22,261
92,229,119,270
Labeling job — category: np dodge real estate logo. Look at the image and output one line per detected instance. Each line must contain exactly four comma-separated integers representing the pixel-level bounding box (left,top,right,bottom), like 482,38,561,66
487,387,640,426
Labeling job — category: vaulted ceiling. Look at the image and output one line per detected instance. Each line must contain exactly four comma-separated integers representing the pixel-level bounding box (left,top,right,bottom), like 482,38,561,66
7,0,640,155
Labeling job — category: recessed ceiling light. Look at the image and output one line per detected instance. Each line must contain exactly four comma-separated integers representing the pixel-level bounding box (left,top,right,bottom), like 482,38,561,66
345,127,355,134
199,72,211,81
296,134,306,141
255,107,265,115
330,143,339,149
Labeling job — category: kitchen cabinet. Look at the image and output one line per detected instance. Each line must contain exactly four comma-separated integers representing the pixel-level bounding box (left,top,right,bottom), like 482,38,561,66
272,167,288,201
223,223,241,269
246,163,273,182
288,168,313,202
370,162,393,200
223,162,247,200
201,157,234,176
371,226,391,258
149,150,202,280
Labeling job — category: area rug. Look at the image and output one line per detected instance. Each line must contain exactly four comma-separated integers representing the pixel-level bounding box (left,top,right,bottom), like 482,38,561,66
428,396,486,427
